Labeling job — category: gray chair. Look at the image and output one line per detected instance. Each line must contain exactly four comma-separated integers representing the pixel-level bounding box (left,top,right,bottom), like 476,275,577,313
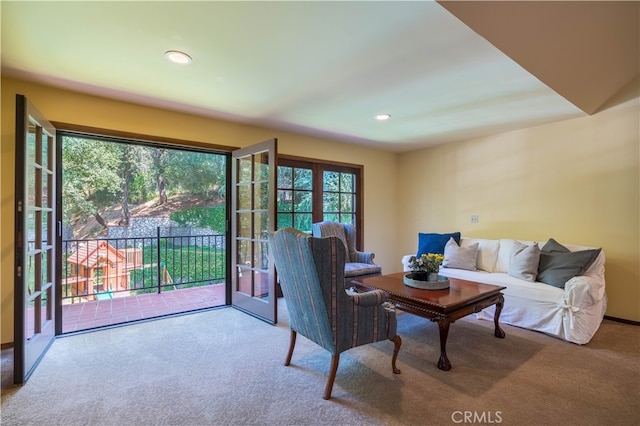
312,221,382,288
269,227,401,400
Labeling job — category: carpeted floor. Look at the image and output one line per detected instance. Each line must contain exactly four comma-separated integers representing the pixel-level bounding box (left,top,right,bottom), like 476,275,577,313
1,299,638,425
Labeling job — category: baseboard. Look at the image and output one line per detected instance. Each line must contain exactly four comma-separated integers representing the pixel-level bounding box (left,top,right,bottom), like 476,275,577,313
604,315,640,326
1,342,14,350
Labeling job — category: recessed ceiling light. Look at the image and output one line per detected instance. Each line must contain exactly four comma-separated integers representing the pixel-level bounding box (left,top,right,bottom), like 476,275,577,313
164,50,192,64
376,114,391,121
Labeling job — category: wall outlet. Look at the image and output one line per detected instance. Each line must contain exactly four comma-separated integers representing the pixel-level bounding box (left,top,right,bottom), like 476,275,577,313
471,215,479,223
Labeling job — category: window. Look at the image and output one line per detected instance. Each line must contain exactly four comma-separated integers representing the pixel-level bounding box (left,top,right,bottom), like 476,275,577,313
277,156,363,247
322,169,356,225
277,164,313,232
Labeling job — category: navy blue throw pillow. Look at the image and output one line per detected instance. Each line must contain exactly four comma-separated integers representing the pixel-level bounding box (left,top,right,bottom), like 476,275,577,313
417,232,461,257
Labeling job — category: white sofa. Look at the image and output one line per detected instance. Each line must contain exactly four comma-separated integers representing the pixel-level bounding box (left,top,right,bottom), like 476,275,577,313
401,237,606,344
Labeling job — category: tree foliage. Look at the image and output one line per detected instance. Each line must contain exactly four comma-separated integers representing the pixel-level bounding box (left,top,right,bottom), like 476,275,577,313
62,137,226,232
62,137,123,225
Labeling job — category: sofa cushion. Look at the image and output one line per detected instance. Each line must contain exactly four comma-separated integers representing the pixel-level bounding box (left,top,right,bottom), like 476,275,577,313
461,238,500,272
564,243,605,275
443,237,478,271
416,232,461,257
537,238,602,288
437,268,564,305
508,241,540,282
541,238,571,253
344,262,382,277
495,239,537,273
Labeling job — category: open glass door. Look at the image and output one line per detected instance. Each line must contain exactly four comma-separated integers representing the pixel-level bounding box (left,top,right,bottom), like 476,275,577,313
231,139,277,323
14,95,57,384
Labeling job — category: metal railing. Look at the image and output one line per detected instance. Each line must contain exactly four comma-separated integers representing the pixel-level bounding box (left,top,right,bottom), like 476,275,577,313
61,227,226,303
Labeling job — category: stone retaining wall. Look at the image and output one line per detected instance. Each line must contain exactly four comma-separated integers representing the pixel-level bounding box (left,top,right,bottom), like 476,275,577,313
106,217,225,248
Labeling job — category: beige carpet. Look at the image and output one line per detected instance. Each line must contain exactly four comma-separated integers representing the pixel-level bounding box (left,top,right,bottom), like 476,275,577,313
1,299,638,425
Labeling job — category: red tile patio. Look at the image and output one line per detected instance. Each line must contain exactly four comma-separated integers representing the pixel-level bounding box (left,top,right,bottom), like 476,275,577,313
61,284,227,333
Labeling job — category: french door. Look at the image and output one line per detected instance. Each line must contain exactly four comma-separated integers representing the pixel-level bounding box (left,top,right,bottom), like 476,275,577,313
14,95,57,384
231,139,277,323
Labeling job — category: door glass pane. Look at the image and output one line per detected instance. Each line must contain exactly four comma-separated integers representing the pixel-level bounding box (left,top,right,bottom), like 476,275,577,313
47,286,53,321
26,254,37,298
253,212,267,240
278,190,293,212
323,171,339,191
253,240,267,271
254,152,269,181
34,211,42,251
26,126,36,164
236,266,251,294
42,134,52,170
25,299,35,340
277,213,292,228
238,213,251,238
41,251,48,291
254,270,269,298
323,192,339,212
237,185,251,210
26,211,36,252
238,157,252,183
294,191,311,211
340,193,353,212
45,211,53,244
340,173,354,192
294,168,312,190
26,165,36,207
40,214,49,248
254,182,269,210
294,213,312,232
324,213,339,222
278,166,292,188
41,171,49,208
341,214,354,225
237,239,251,267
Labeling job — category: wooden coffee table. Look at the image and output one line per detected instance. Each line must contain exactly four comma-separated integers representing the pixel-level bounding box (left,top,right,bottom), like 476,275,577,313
354,272,506,371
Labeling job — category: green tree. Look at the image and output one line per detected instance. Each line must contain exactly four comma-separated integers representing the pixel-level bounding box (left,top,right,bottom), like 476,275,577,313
62,137,123,230
117,144,154,225
164,151,226,199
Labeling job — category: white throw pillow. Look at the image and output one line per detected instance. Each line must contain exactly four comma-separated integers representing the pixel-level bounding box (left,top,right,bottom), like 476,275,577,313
508,241,541,282
461,238,499,272
495,239,516,273
443,237,478,271
495,239,537,273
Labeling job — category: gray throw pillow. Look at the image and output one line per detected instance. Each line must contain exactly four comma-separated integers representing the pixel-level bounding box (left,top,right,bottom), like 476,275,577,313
508,241,541,282
541,238,570,254
442,237,478,271
538,238,601,288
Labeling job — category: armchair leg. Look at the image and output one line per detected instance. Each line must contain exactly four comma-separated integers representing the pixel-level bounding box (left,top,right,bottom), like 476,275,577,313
285,330,297,366
323,354,340,400
391,335,402,374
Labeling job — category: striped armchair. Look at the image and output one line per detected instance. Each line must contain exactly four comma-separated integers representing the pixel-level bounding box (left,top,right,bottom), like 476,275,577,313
312,221,382,288
269,227,401,400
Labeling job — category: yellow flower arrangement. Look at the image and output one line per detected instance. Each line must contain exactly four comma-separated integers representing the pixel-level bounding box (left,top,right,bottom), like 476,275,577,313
408,253,444,273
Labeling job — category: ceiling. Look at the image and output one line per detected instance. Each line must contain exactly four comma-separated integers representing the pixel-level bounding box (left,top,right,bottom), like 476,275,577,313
2,1,638,152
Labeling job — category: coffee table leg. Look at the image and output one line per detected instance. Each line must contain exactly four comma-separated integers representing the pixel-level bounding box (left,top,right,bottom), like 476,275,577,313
437,318,452,371
494,294,506,338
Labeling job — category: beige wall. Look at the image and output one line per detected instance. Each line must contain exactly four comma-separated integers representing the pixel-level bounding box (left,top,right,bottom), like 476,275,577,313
0,77,398,344
397,81,639,322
